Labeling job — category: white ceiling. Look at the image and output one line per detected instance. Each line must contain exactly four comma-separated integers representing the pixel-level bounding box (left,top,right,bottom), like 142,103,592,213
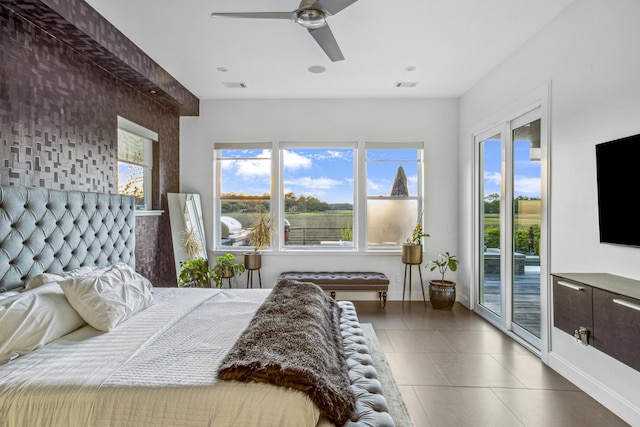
84,0,573,100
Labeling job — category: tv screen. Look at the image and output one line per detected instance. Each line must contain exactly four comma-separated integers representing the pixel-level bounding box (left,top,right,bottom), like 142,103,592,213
595,133,640,247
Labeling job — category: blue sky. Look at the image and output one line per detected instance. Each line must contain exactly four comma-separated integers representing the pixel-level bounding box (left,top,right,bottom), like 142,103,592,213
218,142,540,204
483,138,541,198
220,148,419,204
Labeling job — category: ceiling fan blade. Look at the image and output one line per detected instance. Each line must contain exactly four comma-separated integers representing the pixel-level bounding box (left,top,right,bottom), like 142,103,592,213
308,25,344,62
210,12,294,20
312,0,359,16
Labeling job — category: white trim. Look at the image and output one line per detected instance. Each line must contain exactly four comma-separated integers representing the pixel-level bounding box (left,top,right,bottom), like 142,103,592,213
135,210,164,217
117,116,158,141
470,81,551,357
548,351,640,425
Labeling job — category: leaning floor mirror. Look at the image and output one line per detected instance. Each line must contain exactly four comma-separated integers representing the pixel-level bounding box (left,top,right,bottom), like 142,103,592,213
168,193,207,281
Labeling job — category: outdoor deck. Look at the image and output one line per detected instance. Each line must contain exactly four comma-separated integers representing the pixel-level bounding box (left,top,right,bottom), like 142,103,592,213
482,266,541,338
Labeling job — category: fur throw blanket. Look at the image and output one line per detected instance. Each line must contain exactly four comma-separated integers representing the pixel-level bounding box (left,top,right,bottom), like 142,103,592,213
217,279,355,425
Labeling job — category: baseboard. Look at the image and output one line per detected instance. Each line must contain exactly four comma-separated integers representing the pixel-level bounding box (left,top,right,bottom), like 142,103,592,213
548,352,640,425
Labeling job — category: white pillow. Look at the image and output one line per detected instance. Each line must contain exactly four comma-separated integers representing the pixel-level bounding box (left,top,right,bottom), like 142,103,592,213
23,266,106,291
59,264,154,331
0,283,86,365
24,273,65,290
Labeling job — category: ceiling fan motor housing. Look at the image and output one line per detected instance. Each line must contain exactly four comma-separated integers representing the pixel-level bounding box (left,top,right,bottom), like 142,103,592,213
296,9,326,28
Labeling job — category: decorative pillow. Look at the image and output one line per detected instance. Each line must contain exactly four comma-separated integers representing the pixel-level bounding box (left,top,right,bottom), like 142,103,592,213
59,264,154,331
0,283,86,365
23,266,107,291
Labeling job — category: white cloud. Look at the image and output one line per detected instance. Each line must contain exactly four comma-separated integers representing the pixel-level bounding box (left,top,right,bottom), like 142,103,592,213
312,150,349,161
514,175,541,196
222,149,271,177
484,171,502,186
283,150,312,171
368,176,398,194
286,176,342,191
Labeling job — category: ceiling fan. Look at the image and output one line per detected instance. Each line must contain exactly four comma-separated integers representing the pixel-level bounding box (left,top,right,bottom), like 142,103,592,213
210,0,359,62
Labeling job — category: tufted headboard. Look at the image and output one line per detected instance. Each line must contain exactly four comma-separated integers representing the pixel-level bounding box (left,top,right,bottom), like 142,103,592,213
0,185,136,293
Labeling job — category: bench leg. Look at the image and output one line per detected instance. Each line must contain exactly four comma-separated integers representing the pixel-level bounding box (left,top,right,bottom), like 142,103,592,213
379,291,388,308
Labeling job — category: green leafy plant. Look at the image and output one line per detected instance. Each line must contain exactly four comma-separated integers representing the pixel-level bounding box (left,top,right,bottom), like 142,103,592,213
178,257,213,288
248,208,274,252
406,222,430,245
427,252,459,284
340,224,353,241
212,253,245,288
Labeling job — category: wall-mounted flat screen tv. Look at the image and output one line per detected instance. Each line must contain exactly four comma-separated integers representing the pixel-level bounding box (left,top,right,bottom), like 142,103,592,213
596,133,640,247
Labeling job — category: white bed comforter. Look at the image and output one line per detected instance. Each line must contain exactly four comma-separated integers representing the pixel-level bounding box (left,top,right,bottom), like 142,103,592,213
0,288,321,427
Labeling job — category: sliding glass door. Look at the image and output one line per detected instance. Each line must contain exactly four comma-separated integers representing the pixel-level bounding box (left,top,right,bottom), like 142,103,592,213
475,109,544,350
479,132,503,317
511,118,541,341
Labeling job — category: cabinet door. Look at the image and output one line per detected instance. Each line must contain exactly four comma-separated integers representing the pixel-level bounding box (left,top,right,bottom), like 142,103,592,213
593,289,640,371
552,276,593,344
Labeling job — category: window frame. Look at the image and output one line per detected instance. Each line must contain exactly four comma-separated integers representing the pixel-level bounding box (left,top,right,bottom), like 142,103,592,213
364,141,425,250
213,142,273,251
212,141,425,253
279,141,357,251
117,117,157,210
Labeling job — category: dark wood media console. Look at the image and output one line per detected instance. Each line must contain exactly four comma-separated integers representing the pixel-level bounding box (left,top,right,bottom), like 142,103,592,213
552,273,640,371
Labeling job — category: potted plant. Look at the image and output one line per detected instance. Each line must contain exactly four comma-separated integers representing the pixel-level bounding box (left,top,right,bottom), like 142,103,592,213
426,251,459,309
244,208,273,270
178,257,213,288
180,226,203,260
402,222,429,264
212,253,245,288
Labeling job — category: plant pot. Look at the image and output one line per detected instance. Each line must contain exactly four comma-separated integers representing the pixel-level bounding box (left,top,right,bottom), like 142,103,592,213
222,266,235,279
402,243,423,264
428,280,456,310
244,252,262,270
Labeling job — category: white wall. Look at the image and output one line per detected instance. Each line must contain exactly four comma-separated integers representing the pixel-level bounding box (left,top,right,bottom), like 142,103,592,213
459,0,640,423
180,98,459,302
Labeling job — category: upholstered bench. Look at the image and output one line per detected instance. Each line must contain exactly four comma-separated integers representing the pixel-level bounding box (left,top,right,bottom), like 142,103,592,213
278,271,390,308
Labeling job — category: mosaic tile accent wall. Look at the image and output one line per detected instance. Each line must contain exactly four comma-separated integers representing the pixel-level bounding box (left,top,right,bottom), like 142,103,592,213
0,6,181,287
135,214,177,288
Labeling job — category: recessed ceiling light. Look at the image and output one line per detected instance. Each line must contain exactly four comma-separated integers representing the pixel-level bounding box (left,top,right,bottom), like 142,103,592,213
217,67,228,72
223,82,247,89
394,82,418,88
308,65,326,74
405,66,416,72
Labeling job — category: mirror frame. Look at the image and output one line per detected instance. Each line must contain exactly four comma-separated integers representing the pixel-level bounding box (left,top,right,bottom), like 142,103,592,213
168,193,207,280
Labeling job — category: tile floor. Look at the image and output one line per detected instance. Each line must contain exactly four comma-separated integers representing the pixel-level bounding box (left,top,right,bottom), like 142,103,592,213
351,300,630,427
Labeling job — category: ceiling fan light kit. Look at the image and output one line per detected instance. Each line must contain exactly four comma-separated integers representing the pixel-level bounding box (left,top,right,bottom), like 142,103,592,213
211,0,359,62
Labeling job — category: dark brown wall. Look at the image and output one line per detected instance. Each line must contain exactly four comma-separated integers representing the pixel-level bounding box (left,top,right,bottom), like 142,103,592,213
0,6,178,286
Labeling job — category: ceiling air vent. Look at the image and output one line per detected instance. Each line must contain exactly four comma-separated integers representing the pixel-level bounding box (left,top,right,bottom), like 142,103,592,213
394,82,418,88
222,82,247,89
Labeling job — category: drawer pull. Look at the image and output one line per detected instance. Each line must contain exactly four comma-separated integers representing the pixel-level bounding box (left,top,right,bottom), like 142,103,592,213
613,298,640,312
557,280,584,291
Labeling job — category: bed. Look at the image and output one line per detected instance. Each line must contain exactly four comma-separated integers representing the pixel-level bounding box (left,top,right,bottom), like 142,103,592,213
0,186,394,427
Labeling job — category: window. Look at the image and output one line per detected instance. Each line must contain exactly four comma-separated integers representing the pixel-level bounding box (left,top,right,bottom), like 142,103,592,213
366,144,423,248
215,144,271,248
214,141,423,252
117,117,156,210
281,144,355,248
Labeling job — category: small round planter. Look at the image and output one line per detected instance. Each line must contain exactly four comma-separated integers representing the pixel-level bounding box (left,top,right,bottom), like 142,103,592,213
244,252,262,270
428,280,456,310
401,243,423,264
222,266,235,279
